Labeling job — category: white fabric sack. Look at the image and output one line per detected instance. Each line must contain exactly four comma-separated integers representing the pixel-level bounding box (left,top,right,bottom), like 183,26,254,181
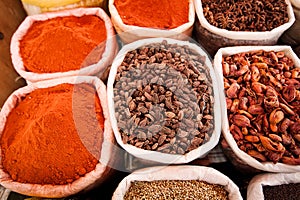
107,37,221,164
112,165,242,200
214,46,300,172
194,0,295,56
194,0,295,41
21,0,108,15
108,0,195,44
280,6,300,46
0,76,115,198
291,0,300,8
11,8,117,84
247,172,300,200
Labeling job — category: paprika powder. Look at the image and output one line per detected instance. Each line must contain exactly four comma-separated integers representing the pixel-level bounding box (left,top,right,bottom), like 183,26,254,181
19,15,107,73
1,83,104,185
114,0,189,29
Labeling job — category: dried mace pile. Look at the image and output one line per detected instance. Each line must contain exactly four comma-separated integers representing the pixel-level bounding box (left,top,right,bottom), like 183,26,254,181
114,40,214,155
202,0,289,31
124,180,229,200
223,50,300,164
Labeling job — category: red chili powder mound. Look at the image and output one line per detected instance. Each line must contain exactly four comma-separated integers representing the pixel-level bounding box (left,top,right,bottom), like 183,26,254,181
114,0,189,29
20,15,107,73
1,83,104,185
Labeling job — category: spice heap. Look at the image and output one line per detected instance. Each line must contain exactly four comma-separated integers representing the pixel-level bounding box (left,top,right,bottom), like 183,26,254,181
223,50,300,164
114,0,189,29
263,183,300,200
20,15,107,73
1,83,104,185
114,40,214,154
124,180,229,200
202,0,289,31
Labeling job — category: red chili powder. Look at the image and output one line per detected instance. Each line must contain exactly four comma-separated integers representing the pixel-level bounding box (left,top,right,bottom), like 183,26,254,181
114,0,189,29
20,15,107,73
1,83,104,185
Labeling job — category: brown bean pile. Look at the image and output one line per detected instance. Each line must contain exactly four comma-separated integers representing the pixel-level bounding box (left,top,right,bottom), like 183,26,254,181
202,0,289,31
124,180,229,200
114,40,214,154
263,183,300,200
223,50,300,164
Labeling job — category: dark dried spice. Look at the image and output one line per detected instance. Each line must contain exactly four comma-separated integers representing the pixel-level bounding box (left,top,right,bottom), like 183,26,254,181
114,41,215,154
202,0,289,32
263,183,300,200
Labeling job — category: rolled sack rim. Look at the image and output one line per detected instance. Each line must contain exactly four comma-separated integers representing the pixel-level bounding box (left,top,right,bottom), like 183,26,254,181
214,45,300,172
194,0,296,41
11,7,117,84
112,165,243,200
108,0,195,38
247,172,300,200
107,37,221,164
0,76,114,198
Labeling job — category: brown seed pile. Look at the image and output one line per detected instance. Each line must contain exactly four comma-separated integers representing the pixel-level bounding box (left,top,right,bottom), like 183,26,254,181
263,183,300,200
202,0,289,31
114,40,214,154
223,50,300,164
124,180,229,200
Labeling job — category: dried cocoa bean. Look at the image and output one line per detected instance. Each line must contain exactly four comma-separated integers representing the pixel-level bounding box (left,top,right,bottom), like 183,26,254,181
114,41,215,155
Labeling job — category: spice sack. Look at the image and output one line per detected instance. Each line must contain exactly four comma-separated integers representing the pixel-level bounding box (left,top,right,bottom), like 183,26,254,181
21,0,108,15
112,165,242,200
214,46,300,172
107,38,221,164
194,0,295,56
11,8,117,84
247,172,300,200
0,76,115,198
108,0,195,43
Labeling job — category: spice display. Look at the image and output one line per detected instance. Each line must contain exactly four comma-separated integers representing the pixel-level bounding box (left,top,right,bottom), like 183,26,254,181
124,180,229,200
263,183,300,200
202,0,289,31
114,0,189,29
20,15,107,73
113,40,214,154
1,83,104,185
223,50,300,164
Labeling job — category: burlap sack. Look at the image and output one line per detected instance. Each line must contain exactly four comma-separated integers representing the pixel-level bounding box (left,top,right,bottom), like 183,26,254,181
108,0,195,44
214,46,300,172
112,165,242,200
107,37,221,164
21,0,108,15
11,8,117,84
247,172,300,200
0,76,115,198
194,0,295,56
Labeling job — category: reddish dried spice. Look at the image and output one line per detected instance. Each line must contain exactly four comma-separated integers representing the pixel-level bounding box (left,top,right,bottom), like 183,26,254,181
114,0,189,29
20,15,107,73
1,83,104,185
